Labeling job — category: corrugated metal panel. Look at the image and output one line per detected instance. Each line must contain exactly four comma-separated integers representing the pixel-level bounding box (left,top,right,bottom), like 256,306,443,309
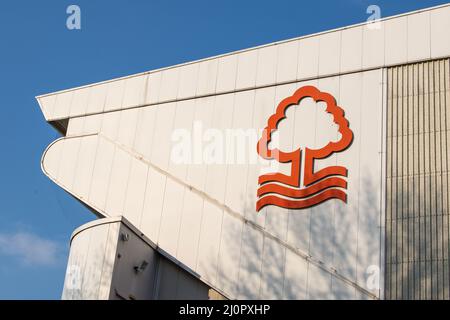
386,58,450,299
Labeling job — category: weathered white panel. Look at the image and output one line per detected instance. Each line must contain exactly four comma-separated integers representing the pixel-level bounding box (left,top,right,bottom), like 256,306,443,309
42,139,63,183
384,16,408,65
89,137,115,212
237,224,264,299
331,277,356,299
340,26,363,72
332,73,362,282
133,106,157,160
283,250,308,299
362,24,385,69
260,236,286,299
63,225,91,299
298,36,319,79
159,68,180,102
122,75,147,108
236,50,258,89
186,97,215,192
140,167,167,241
117,109,139,147
158,179,185,256
72,136,97,202
276,40,299,83
217,213,243,297
86,83,108,115
216,55,238,93
318,31,341,75
83,114,103,135
104,80,125,112
105,147,131,217
70,87,90,117
176,190,204,270
356,70,383,294
145,72,162,104
196,59,218,96
101,110,121,141
151,102,177,172
82,223,109,299
53,91,73,119
168,99,196,181
204,94,235,204
407,11,431,62
307,264,332,299
196,201,223,285
430,6,450,58
177,63,199,99
98,223,120,299
57,138,80,190
38,94,56,120
123,157,148,226
224,90,255,214
255,45,277,87
67,117,85,136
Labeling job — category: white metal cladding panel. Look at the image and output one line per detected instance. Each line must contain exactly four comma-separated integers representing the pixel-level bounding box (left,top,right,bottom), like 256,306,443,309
276,40,299,83
185,97,215,192
81,223,110,299
62,221,121,300
87,83,108,115
196,58,218,96
122,75,147,108
158,179,185,256
216,54,238,93
384,16,408,66
216,213,243,297
237,223,264,299
407,11,431,62
168,99,196,181
70,86,89,117
176,190,204,270
123,157,148,227
255,45,277,87
62,224,91,299
105,146,131,217
224,90,255,214
260,236,286,299
431,5,450,58
38,5,450,122
236,50,258,89
117,109,139,147
133,106,157,161
151,102,177,172
72,135,98,202
204,94,235,203
196,201,223,286
340,26,363,73
104,79,125,112
283,249,308,299
139,167,167,241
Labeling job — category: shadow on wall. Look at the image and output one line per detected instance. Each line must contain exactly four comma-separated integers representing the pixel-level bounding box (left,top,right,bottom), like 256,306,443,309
199,173,381,300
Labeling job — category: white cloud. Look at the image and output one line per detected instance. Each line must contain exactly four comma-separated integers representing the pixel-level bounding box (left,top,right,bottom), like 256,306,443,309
0,231,62,267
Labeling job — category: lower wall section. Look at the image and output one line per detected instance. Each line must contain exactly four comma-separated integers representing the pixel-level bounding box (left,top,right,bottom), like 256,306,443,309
62,217,225,300
386,58,450,299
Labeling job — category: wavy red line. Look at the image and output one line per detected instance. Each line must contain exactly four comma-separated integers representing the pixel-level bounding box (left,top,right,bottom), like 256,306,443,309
257,177,347,199
256,188,347,211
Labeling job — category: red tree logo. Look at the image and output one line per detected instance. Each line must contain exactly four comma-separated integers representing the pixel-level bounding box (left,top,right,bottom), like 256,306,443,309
256,85,353,211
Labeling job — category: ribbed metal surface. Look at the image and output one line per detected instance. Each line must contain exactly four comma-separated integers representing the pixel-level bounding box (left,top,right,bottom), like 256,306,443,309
386,58,450,299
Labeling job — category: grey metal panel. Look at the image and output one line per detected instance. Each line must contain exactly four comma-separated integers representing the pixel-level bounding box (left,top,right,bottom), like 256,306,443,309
386,58,450,299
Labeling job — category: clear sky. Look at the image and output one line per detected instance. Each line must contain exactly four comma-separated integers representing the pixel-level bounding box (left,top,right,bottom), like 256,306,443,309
0,0,447,300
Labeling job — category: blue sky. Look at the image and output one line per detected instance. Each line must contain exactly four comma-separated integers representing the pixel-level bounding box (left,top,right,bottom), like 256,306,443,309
0,0,447,300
